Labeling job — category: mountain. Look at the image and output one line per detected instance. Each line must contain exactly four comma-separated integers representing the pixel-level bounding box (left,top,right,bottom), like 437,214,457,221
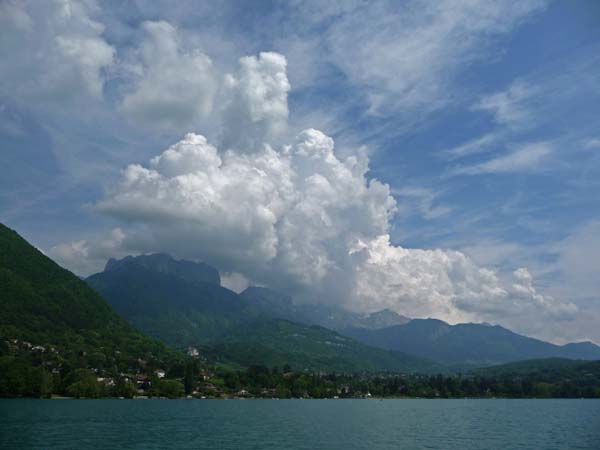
207,318,440,373
359,309,412,329
88,260,247,346
342,318,600,367
240,286,411,330
88,255,440,373
0,223,182,397
105,252,220,285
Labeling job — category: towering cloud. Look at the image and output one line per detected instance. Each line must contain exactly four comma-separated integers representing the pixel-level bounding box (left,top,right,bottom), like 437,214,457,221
221,52,290,152
94,114,576,328
120,20,217,131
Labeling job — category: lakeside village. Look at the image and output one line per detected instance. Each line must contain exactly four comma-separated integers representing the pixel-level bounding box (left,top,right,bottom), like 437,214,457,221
1,339,380,399
2,339,600,399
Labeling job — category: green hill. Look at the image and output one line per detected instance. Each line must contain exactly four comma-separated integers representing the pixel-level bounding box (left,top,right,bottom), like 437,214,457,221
207,318,440,373
87,255,442,373
472,358,600,397
0,223,183,397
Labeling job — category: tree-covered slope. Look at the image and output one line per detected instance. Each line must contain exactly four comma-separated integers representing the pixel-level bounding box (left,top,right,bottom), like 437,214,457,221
87,262,251,346
207,318,441,373
87,255,441,373
472,358,600,397
0,223,182,396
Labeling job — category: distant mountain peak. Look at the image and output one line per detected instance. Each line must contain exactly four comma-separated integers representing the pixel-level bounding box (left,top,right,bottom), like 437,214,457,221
103,253,220,286
343,317,600,366
241,286,292,301
366,308,410,320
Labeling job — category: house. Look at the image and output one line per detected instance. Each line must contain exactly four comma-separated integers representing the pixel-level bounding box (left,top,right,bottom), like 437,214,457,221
155,369,166,379
187,346,200,357
97,377,115,387
199,370,212,381
338,385,351,395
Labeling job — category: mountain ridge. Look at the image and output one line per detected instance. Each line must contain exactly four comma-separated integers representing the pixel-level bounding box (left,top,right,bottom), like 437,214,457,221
105,252,220,285
87,253,600,369
87,255,441,373
342,319,600,366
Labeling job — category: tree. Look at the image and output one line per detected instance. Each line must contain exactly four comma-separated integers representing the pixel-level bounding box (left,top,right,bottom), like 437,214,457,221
184,362,195,395
155,379,184,398
115,378,138,398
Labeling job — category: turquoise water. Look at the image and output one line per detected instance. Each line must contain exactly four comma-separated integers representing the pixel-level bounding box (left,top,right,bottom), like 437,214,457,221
1,399,599,449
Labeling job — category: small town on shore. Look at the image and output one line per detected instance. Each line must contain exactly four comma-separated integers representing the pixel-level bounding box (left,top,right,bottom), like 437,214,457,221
4,340,599,400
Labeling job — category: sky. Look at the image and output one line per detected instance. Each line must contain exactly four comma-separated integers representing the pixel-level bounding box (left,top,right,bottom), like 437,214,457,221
1,0,599,344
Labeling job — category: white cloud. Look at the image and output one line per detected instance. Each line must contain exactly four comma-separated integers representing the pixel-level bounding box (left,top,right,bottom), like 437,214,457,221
120,21,217,131
450,141,552,175
48,228,126,276
78,122,572,333
353,236,576,324
440,133,498,160
95,128,393,289
0,0,114,104
220,272,250,294
583,138,600,150
220,52,290,152
472,80,535,126
312,0,546,115
119,21,290,149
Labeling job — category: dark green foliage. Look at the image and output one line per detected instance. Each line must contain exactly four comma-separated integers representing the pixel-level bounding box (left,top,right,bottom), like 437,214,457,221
0,355,53,397
0,223,184,398
208,358,600,399
114,378,138,399
184,360,197,395
152,379,185,398
65,369,102,398
87,262,246,345
207,319,442,373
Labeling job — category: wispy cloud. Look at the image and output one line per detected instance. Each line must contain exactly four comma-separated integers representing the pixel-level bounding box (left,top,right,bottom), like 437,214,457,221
449,141,552,175
439,133,499,160
471,80,536,127
582,138,600,150
393,187,452,220
294,0,547,117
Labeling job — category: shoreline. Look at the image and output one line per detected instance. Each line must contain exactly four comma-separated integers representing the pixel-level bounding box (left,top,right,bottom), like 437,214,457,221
1,396,597,401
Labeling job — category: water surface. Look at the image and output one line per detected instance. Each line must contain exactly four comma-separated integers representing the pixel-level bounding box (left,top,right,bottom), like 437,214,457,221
1,399,598,449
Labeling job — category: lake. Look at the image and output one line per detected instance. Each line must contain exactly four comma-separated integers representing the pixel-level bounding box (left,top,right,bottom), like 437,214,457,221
1,399,599,449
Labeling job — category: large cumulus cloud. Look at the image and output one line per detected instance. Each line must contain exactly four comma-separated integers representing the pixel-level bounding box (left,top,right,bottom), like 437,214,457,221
91,124,576,327
120,21,290,150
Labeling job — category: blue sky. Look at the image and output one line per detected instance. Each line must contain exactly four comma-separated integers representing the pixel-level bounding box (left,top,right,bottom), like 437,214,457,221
1,0,599,343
